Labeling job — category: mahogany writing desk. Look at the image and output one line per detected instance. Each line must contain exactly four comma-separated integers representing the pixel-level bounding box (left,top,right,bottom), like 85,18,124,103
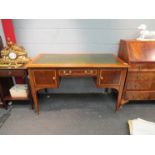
26,54,128,113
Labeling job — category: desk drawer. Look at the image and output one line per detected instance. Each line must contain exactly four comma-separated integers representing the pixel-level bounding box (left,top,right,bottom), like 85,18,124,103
0,70,26,77
98,69,121,85
59,69,97,77
30,69,58,88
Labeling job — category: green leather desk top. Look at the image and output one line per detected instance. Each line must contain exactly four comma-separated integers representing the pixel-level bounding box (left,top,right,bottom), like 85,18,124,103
27,53,128,68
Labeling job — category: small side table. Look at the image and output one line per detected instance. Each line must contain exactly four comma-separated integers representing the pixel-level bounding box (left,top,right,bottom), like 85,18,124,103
0,66,32,109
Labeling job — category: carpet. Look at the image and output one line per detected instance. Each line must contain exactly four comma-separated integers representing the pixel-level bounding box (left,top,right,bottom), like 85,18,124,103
0,94,155,134
0,106,12,128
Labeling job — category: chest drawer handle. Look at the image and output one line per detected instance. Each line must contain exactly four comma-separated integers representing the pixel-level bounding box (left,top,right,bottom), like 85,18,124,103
136,73,139,80
52,77,56,80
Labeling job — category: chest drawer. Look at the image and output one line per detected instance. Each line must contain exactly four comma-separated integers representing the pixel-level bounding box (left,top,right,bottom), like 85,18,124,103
130,63,155,71
127,71,155,81
125,91,155,100
59,69,97,77
29,69,59,88
98,69,121,86
126,81,155,90
0,70,26,77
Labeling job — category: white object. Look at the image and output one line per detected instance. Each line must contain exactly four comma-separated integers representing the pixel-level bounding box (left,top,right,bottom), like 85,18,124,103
128,118,155,135
137,24,155,40
9,84,28,98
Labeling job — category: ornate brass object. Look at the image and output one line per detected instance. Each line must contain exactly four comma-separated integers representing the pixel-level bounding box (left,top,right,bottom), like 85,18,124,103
0,38,30,68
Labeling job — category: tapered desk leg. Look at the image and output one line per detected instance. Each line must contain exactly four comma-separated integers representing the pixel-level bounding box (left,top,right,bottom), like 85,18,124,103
28,74,39,114
116,91,122,111
31,89,39,114
116,69,127,111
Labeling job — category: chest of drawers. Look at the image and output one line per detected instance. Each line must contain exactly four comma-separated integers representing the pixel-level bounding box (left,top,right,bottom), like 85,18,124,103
118,40,155,105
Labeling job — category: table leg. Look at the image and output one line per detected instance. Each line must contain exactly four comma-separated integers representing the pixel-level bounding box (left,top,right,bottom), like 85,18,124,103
115,69,127,111
28,73,39,114
0,99,8,109
31,89,39,114
116,91,122,111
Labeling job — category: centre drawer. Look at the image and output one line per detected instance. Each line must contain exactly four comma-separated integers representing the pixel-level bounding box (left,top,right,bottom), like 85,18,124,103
59,69,97,77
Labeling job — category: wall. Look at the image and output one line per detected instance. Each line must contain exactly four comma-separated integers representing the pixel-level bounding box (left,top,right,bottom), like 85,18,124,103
13,19,155,93
13,19,155,57
0,20,6,46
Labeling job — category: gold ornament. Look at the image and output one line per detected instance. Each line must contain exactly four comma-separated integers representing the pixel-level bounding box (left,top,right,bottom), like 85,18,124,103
0,38,30,68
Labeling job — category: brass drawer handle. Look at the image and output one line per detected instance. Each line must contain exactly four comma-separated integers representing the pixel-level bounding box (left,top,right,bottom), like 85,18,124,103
85,70,93,74
63,70,72,75
52,76,56,80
